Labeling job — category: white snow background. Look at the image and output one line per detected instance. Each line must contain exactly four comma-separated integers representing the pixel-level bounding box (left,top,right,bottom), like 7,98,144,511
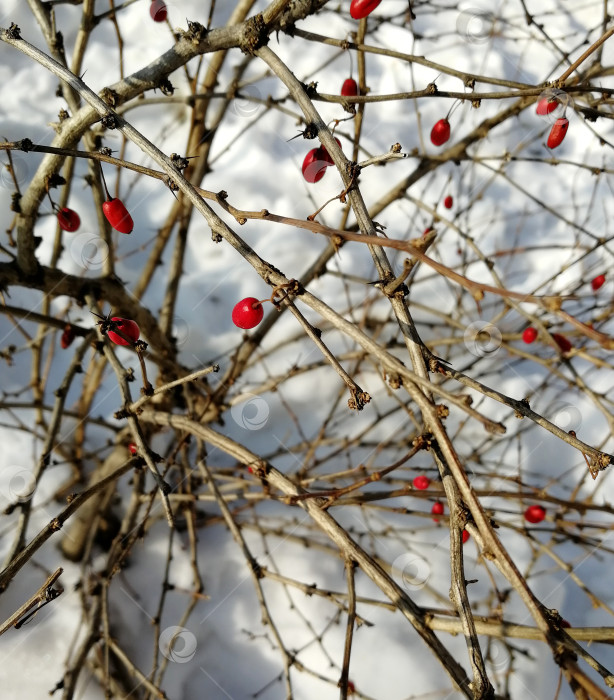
0,1,613,699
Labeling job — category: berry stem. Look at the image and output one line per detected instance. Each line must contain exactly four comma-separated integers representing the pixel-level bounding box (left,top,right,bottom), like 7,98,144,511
99,163,112,201
136,344,154,396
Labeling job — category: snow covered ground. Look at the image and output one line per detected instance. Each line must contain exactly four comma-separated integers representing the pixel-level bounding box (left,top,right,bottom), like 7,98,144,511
0,1,613,698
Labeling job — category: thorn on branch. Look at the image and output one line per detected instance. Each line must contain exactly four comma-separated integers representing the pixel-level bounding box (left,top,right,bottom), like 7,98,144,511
240,13,268,55
100,113,119,130
185,20,208,44
7,24,21,40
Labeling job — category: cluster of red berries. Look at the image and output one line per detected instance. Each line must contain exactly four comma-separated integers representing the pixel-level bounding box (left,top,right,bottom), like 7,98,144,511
535,96,569,149
521,274,603,350
523,328,573,353
349,0,381,20
56,196,133,235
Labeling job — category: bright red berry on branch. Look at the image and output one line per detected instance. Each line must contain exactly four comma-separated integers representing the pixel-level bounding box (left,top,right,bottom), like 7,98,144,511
350,0,382,19
430,119,451,146
522,327,538,344
150,0,168,22
443,195,453,209
591,274,606,291
462,530,470,544
107,317,140,346
547,118,569,149
341,78,359,97
232,298,264,329
57,207,81,232
536,98,558,116
413,475,430,490
102,198,134,234
431,501,444,521
302,148,328,183
552,333,572,353
60,324,76,349
524,504,546,524
128,443,138,455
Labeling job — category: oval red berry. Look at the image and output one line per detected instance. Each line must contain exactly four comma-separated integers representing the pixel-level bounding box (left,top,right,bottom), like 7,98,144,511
60,324,76,349
350,0,382,19
57,207,81,232
524,504,546,524
462,530,470,544
591,274,605,291
302,148,328,183
430,118,451,146
443,195,453,209
341,78,358,97
522,327,538,344
431,501,444,521
150,0,168,22
413,475,430,490
232,298,264,329
102,198,134,234
107,317,140,346
547,117,569,149
128,443,138,455
552,333,572,353
536,98,558,116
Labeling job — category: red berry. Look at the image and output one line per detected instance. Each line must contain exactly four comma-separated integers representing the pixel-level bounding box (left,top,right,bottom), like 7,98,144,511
341,78,358,97
591,274,606,291
443,195,453,209
302,148,328,183
350,0,382,19
431,501,444,521
522,327,538,344
413,475,430,490
547,117,569,149
552,333,572,353
561,619,571,629
321,138,342,166
232,298,264,329
150,0,167,22
60,324,76,349
422,227,434,237
536,98,558,116
128,443,138,455
462,530,470,544
524,504,546,524
107,317,140,346
430,118,451,147
57,207,81,232
102,198,134,234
